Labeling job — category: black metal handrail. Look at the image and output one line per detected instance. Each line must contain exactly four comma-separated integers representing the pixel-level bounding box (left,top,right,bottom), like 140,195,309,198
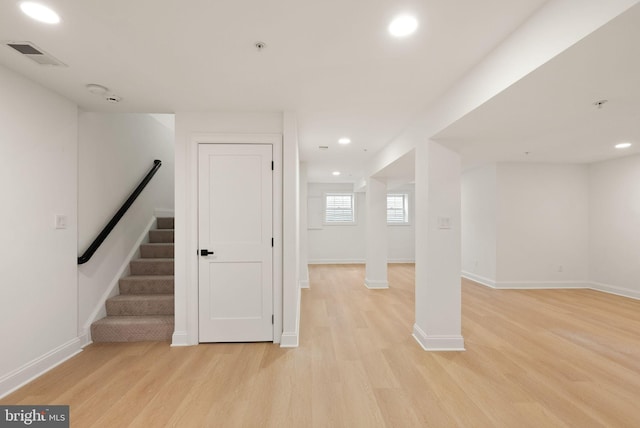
78,159,162,265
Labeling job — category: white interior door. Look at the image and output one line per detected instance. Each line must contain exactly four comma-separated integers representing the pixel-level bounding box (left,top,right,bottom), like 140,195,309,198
198,143,273,342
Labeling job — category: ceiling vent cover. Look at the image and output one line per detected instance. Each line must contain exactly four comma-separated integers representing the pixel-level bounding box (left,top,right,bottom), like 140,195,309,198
3,41,66,66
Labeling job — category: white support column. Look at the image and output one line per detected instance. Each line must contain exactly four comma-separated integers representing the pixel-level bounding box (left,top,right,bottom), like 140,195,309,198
413,140,465,351
365,177,389,289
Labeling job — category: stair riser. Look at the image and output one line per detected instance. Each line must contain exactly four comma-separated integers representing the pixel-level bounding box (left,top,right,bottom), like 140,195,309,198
91,320,173,342
106,298,174,316
120,278,174,295
149,230,174,243
140,244,174,258
156,217,174,230
130,260,174,275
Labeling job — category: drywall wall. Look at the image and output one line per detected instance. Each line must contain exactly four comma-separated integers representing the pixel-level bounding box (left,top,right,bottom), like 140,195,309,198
307,183,367,263
589,154,640,298
307,184,415,264
78,113,175,339
281,112,300,346
495,163,589,287
173,111,290,346
461,164,497,286
0,65,79,397
307,183,415,264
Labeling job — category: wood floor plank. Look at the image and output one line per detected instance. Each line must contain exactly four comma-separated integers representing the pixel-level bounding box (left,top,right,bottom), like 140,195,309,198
2,264,640,427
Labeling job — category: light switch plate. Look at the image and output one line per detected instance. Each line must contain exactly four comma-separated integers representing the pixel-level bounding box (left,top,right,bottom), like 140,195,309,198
437,216,451,229
55,214,67,229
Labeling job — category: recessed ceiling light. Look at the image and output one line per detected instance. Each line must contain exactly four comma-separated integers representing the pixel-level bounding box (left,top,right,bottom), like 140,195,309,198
85,84,109,95
389,14,418,37
615,142,632,149
20,2,60,24
338,138,351,145
332,171,341,176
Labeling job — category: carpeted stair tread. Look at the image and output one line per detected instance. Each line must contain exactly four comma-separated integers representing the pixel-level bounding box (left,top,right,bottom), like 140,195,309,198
91,316,174,342
130,258,174,275
140,243,174,258
156,217,174,229
106,294,174,316
149,229,174,243
119,275,174,295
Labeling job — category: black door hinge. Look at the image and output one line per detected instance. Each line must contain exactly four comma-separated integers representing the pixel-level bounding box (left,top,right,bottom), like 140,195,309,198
271,237,274,247
271,161,274,170
272,314,274,324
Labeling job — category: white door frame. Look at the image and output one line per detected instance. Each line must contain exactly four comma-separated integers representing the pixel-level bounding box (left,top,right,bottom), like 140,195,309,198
186,133,283,344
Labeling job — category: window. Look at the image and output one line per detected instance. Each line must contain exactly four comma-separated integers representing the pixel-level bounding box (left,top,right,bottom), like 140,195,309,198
325,193,355,224
387,193,409,224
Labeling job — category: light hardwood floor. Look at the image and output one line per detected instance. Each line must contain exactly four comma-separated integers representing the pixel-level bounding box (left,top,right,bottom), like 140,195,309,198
3,264,640,427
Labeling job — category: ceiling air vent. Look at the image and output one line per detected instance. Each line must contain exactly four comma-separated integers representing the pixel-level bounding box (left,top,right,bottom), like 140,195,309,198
3,41,66,66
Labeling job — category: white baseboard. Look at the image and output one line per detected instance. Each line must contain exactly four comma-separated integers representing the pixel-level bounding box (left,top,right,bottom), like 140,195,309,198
0,338,82,399
590,281,640,300
463,274,640,301
80,217,156,341
308,259,365,265
494,280,589,290
364,278,389,289
78,331,92,348
461,271,496,288
388,259,415,264
412,324,465,351
280,332,299,347
299,279,310,289
171,331,191,347
280,286,301,348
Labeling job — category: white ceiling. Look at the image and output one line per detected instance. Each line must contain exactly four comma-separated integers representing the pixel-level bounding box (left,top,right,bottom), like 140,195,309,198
434,2,640,170
0,0,550,183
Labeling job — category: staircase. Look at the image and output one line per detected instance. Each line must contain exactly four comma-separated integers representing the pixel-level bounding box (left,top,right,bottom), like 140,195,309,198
91,217,174,342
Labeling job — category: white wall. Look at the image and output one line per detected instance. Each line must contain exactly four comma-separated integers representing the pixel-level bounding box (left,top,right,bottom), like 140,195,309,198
78,113,175,339
387,186,416,263
307,184,367,263
0,65,79,397
589,155,640,298
299,162,310,288
306,184,415,264
173,111,291,346
461,165,497,286
496,163,589,287
281,112,300,347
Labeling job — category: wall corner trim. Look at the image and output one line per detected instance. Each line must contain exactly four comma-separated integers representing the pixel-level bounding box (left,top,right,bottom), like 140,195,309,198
280,332,299,347
0,338,82,399
461,271,496,288
170,331,192,347
412,324,465,352
364,278,389,289
280,281,301,348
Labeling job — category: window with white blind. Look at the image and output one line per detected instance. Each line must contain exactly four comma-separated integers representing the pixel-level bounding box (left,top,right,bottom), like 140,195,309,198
387,193,409,224
325,193,355,224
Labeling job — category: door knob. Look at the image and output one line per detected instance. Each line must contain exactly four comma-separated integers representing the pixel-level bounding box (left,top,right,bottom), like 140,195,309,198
200,249,214,256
